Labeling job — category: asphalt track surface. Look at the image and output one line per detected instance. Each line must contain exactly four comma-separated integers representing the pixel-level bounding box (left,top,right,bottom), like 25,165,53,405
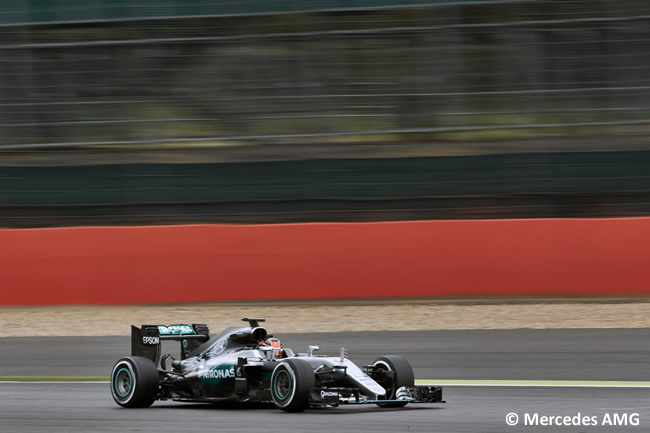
1,329,649,432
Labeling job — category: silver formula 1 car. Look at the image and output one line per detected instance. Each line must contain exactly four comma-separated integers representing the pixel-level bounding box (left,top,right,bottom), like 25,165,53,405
110,318,443,412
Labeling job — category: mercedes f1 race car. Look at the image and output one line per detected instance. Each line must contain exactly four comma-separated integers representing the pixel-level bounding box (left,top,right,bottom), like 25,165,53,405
110,318,443,412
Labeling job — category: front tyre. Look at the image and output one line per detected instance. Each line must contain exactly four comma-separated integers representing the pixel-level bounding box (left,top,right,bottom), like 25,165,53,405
111,356,159,408
270,359,315,412
372,355,414,408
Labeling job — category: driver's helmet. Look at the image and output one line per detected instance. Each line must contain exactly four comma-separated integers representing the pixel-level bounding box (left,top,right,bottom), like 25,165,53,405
261,337,283,357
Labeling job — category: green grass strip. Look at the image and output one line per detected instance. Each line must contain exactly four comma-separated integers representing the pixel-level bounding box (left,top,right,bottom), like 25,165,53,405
0,376,109,382
416,379,650,387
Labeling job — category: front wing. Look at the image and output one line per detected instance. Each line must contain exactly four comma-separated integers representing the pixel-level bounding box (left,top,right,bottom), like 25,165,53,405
309,385,444,405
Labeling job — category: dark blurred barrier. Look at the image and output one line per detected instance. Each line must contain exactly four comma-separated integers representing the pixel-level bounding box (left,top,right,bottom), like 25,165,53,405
2,150,650,227
0,0,649,148
2,218,649,305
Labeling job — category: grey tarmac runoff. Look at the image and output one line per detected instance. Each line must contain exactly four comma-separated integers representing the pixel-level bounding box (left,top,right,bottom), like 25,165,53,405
1,328,649,432
1,383,649,433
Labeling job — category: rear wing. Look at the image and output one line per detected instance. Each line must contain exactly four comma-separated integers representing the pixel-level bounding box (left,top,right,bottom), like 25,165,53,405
131,324,210,366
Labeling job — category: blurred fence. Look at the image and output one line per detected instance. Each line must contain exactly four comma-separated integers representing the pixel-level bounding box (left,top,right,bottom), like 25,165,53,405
1,0,650,149
2,0,650,227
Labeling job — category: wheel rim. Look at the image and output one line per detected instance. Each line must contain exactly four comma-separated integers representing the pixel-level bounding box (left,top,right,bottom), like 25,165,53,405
273,369,292,401
114,367,132,398
373,361,394,398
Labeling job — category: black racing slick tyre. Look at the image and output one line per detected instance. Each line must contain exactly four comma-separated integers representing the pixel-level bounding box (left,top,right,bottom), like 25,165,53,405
110,356,159,408
372,355,415,408
270,359,316,412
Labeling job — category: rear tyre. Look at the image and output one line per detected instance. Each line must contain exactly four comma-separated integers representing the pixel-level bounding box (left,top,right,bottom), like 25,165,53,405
111,356,159,408
371,355,414,408
270,359,315,412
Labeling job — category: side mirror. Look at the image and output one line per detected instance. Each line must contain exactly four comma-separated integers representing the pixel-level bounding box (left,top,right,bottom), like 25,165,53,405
308,345,320,357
